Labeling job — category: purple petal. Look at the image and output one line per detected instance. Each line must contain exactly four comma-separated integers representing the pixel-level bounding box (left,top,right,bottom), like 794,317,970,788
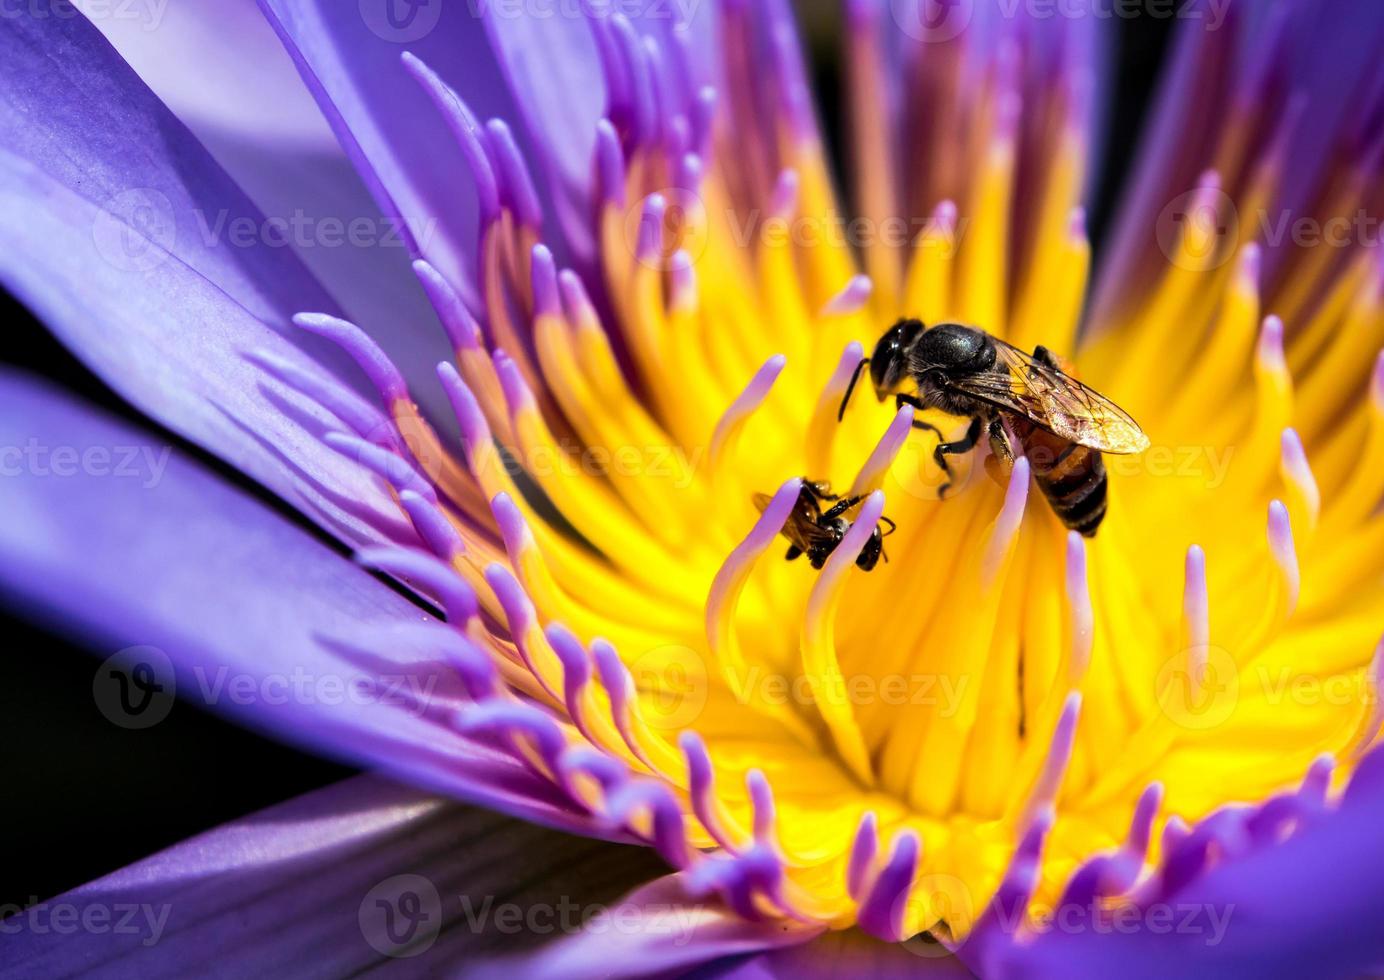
0,774,667,976
73,0,462,425
480,874,825,980
0,6,424,544
997,748,1384,978
258,0,604,293
1,4,340,361
0,373,592,835
695,928,975,978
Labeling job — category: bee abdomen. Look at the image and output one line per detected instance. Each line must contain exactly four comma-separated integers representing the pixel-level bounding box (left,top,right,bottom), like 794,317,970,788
1033,444,1108,537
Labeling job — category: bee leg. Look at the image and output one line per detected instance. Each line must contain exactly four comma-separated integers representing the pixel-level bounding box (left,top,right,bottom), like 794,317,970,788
987,416,1014,465
895,394,943,436
785,545,803,561
822,495,866,521
934,416,982,498
1032,345,1061,371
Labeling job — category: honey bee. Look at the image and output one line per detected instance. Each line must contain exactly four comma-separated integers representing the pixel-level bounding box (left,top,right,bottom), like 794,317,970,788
839,319,1149,536
753,479,896,571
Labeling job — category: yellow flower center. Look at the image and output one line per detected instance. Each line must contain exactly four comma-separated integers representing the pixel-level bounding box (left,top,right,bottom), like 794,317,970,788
335,8,1384,946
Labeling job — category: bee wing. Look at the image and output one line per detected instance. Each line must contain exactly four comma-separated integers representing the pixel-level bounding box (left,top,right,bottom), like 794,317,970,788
754,491,843,554
941,339,1150,454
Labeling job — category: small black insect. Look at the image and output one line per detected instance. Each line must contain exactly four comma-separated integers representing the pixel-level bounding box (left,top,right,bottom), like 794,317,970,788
838,319,1149,536
754,479,896,571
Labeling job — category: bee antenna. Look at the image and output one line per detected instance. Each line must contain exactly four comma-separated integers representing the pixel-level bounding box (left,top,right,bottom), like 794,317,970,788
879,515,897,537
838,358,870,422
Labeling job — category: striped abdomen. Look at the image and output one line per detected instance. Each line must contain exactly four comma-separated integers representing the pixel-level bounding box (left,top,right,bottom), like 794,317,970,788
1018,424,1108,536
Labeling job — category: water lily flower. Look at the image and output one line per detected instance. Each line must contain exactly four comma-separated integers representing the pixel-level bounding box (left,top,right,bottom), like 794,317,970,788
3,0,1384,975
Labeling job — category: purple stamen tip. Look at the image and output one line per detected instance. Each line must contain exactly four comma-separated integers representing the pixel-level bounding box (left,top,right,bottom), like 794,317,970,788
490,493,529,557
595,119,627,208
1068,206,1088,242
293,313,408,405
354,546,477,625
638,193,667,261
530,246,560,319
747,769,775,842
545,621,591,687
435,361,490,452
857,830,920,941
558,269,596,326
823,275,873,317
676,152,703,193
1065,530,1087,596
769,169,800,219
493,348,532,415
485,118,542,230
400,52,499,224
412,260,482,352
1267,499,1300,611
1281,428,1310,477
847,811,878,900
397,489,465,562
670,250,697,306
1258,315,1285,367
323,432,434,502
1239,241,1263,286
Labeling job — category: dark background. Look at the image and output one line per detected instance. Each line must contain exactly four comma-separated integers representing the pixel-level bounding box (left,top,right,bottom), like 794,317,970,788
0,12,1173,910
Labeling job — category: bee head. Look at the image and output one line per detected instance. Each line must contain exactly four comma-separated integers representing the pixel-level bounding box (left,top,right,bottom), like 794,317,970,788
913,321,987,376
868,318,925,399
